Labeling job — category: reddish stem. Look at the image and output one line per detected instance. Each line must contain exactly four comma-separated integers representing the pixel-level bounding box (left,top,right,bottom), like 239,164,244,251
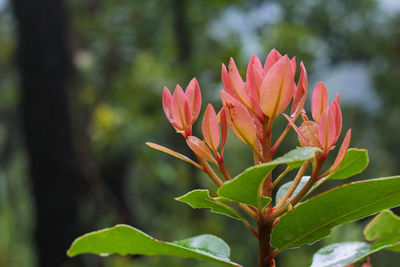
217,158,232,180
258,221,274,267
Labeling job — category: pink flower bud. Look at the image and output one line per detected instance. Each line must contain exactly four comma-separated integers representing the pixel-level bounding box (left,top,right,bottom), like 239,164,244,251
228,58,253,110
298,121,320,147
260,55,295,120
221,91,257,145
172,85,192,134
331,97,342,142
162,79,203,137
335,93,341,105
264,48,282,73
311,82,329,123
246,54,264,102
186,136,217,164
219,108,228,157
316,93,343,154
290,56,296,74
291,62,308,118
202,104,220,154
185,78,202,124
318,106,337,152
324,129,351,174
221,64,236,97
288,87,345,157
162,87,177,128
246,55,265,118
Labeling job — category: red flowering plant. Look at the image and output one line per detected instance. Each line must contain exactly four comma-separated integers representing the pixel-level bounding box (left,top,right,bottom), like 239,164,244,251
67,49,400,267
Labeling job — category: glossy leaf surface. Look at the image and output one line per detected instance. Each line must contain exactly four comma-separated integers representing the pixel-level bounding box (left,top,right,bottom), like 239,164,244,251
276,176,310,201
175,189,241,220
271,176,400,250
364,210,400,251
310,241,400,267
217,147,318,208
328,149,369,180
68,225,241,266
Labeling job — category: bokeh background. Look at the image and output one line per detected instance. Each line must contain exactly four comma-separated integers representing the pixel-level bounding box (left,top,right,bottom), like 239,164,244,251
1,0,400,266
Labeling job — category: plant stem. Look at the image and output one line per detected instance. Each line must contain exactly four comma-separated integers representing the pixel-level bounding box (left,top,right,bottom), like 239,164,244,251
289,157,324,206
271,123,291,154
271,166,293,189
253,151,260,165
261,121,272,163
245,222,259,238
258,221,274,267
274,161,309,210
221,202,258,237
271,157,324,219
261,123,273,196
265,250,278,266
218,159,232,180
197,157,224,187
251,143,265,162
238,203,258,219
311,173,331,191
271,110,304,154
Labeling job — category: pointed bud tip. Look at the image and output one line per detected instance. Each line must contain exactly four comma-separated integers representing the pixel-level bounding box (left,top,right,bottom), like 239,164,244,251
202,104,220,152
270,48,279,54
175,84,184,91
189,77,198,84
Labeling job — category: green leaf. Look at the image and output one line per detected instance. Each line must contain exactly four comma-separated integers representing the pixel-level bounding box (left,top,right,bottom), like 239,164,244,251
328,149,369,180
175,189,241,220
276,176,310,201
67,225,241,266
310,211,400,267
309,241,400,267
271,176,400,251
217,147,319,209
364,210,400,252
273,147,320,168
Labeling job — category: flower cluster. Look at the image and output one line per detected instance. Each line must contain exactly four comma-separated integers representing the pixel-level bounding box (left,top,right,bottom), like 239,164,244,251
286,82,352,176
162,78,202,138
149,48,351,183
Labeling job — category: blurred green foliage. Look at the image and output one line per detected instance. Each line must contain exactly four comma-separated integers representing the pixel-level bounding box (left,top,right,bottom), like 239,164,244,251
1,0,400,266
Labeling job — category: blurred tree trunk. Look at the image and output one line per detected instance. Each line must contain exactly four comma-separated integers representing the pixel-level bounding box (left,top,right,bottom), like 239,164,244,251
11,0,85,266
